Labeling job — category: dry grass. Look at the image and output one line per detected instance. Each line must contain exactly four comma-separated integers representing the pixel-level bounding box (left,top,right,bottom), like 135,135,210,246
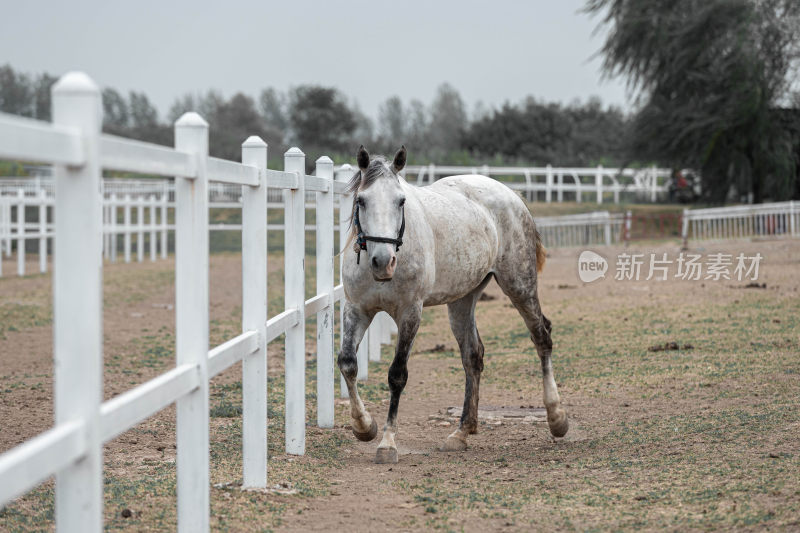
0,237,798,532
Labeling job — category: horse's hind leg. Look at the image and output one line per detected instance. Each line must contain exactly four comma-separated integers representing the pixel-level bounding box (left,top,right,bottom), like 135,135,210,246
440,274,493,452
338,302,377,442
495,271,568,438
375,302,422,464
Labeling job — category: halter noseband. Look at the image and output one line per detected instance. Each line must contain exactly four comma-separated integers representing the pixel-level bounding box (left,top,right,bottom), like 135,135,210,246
352,203,405,265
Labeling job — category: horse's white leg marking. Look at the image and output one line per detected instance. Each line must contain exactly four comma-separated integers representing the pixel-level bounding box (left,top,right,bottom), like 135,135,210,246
541,354,561,410
524,308,568,437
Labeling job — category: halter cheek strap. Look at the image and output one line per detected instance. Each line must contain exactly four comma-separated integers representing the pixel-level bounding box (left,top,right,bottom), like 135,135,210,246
353,204,405,265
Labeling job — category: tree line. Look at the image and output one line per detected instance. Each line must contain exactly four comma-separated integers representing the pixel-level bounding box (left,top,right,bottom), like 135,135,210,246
3,0,800,204
0,64,628,171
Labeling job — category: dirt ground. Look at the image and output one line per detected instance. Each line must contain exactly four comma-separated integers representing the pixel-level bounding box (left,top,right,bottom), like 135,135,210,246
0,237,798,532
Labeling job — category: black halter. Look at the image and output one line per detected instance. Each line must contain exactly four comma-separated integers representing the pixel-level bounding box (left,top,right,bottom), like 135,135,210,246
353,203,405,265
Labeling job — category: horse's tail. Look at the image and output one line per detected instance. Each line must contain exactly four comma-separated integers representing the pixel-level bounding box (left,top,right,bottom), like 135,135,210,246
535,228,546,273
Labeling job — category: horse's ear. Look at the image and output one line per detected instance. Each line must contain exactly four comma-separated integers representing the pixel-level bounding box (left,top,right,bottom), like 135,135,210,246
357,145,370,172
392,145,407,173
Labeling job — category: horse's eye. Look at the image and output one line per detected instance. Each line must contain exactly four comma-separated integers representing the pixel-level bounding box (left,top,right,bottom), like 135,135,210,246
399,198,406,207
357,196,365,207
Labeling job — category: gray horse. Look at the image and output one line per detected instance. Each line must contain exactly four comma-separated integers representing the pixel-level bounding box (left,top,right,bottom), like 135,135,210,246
339,146,568,464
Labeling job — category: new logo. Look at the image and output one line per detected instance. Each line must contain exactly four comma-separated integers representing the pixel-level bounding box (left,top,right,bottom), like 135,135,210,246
578,250,608,283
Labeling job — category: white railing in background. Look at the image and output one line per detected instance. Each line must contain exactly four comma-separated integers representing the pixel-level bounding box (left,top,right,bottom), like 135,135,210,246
1,174,305,204
0,72,393,532
535,211,625,248
0,177,345,276
681,201,798,245
403,164,672,204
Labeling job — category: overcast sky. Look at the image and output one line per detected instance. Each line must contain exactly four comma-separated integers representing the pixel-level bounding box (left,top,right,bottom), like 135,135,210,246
1,0,630,120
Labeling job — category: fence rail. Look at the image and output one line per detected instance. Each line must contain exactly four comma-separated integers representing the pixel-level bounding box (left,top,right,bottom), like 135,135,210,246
682,201,798,244
535,211,625,248
0,72,394,532
0,179,349,276
403,164,673,204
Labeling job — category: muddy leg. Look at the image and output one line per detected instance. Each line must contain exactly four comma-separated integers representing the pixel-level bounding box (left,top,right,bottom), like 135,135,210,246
376,303,422,464
338,302,377,441
441,274,493,452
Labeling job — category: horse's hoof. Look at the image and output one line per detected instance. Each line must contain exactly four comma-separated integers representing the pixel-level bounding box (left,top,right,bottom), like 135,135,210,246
352,419,378,442
375,447,399,464
548,409,569,438
439,436,467,452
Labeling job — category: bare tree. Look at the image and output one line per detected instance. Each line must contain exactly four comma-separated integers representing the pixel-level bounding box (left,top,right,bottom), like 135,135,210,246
428,83,467,153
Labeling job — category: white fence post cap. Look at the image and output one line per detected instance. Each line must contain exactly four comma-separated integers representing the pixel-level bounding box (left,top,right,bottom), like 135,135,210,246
285,147,305,158
52,71,99,94
315,155,333,165
242,136,266,148
174,112,208,128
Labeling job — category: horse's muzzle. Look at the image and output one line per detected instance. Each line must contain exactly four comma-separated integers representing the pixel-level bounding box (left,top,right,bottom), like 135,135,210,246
370,252,396,281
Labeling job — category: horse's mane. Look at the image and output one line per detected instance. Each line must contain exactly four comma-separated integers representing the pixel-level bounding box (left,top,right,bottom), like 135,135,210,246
342,156,398,252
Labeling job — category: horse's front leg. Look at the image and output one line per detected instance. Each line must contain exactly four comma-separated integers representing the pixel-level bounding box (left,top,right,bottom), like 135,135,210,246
338,302,377,441
375,303,422,464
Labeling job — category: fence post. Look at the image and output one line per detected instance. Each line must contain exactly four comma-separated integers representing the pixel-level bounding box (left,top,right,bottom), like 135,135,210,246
16,189,25,276
137,196,144,262
624,210,632,246
149,195,156,261
315,156,335,428
337,165,353,397
108,193,117,263
790,201,796,237
379,311,393,343
39,188,47,273
4,198,11,258
174,112,210,532
368,317,382,362
556,171,563,203
604,212,612,246
650,165,657,202
335,165,368,386
284,147,306,455
124,193,131,263
595,165,603,205
523,170,533,202
51,71,104,533
545,164,553,203
103,202,109,261
681,208,689,249
241,136,268,487
160,192,168,259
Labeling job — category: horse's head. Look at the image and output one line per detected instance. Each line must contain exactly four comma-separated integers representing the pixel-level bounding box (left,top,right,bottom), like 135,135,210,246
348,145,407,282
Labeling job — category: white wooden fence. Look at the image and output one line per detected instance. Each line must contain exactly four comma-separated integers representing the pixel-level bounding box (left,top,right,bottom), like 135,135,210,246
535,211,626,248
0,71,393,532
0,177,348,277
404,164,673,204
681,201,798,244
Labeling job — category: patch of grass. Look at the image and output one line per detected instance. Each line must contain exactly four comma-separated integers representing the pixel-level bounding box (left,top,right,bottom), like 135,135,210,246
0,302,50,339
210,394,243,418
